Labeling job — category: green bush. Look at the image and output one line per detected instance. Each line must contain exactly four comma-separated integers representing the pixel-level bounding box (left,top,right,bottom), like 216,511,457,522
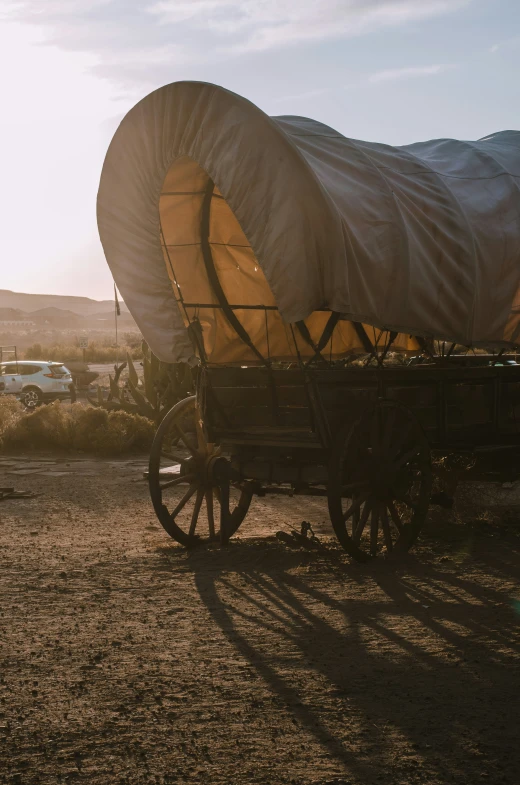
0,399,154,456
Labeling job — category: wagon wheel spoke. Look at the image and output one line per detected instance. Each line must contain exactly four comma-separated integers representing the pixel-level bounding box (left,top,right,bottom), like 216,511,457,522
369,504,380,555
396,494,418,511
161,449,187,463
205,489,216,539
170,483,198,520
387,500,404,533
370,405,381,452
159,472,195,491
380,505,393,551
390,420,414,458
352,499,371,543
351,494,360,535
381,407,398,453
173,423,198,458
343,480,369,494
188,486,205,537
343,493,367,522
394,444,422,469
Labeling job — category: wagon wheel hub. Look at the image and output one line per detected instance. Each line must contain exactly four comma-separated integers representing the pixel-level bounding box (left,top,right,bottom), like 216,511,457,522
178,423,222,487
192,415,223,486
201,448,223,486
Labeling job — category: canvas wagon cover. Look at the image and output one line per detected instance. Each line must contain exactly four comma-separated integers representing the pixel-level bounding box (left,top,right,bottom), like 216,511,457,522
97,81,520,364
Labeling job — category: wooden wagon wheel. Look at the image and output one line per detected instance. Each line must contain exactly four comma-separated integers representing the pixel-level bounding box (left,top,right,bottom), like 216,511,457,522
327,400,432,561
149,396,253,547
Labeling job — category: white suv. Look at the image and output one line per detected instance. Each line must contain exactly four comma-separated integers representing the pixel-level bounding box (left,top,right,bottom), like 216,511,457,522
0,369,23,397
0,361,75,407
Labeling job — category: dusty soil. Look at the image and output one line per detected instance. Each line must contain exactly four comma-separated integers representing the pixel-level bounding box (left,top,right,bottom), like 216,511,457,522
0,454,519,785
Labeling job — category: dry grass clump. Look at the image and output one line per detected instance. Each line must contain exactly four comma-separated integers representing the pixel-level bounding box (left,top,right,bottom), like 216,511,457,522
24,340,142,364
0,399,154,455
0,396,25,441
72,407,153,454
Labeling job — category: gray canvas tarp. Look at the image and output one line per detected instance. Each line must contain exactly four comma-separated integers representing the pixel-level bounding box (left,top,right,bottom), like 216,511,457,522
97,81,520,364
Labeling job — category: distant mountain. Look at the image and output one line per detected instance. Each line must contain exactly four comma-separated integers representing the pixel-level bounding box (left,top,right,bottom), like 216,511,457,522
30,307,84,326
0,307,26,321
0,289,129,317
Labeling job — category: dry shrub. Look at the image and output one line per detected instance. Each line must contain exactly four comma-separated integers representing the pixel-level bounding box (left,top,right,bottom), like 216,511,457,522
0,401,154,455
24,341,142,363
72,407,154,454
3,401,76,451
0,397,25,441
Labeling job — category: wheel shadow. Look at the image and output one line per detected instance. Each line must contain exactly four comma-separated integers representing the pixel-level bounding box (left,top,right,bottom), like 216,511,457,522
156,535,520,784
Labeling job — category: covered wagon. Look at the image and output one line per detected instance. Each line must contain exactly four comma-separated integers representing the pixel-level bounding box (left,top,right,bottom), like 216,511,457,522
98,81,520,560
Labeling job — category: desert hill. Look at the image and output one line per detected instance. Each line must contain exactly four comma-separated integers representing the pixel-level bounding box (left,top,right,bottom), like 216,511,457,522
0,307,26,321
0,291,137,332
29,307,85,326
0,289,129,317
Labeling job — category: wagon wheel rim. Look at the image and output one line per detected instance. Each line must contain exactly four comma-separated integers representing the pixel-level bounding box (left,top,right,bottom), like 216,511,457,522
149,396,252,547
328,400,432,560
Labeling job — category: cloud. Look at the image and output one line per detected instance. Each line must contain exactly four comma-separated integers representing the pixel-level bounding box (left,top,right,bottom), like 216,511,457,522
3,0,473,86
274,63,453,103
150,1,473,53
273,86,340,103
369,63,453,83
489,36,520,54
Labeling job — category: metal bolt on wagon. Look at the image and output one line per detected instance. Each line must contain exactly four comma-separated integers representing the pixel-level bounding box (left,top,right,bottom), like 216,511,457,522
98,81,520,561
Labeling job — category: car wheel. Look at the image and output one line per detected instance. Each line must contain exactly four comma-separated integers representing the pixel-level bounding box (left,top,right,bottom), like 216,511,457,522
22,386,43,409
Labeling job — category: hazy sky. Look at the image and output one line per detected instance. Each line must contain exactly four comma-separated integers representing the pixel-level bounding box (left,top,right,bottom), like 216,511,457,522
1,0,518,300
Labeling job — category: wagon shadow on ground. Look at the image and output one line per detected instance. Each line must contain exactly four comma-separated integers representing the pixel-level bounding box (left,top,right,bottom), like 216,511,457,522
154,534,520,783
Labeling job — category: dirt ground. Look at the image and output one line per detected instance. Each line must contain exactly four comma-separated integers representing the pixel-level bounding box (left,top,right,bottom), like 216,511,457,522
0,454,519,785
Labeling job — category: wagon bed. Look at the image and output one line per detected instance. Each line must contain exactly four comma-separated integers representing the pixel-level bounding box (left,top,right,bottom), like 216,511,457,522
203,363,520,448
